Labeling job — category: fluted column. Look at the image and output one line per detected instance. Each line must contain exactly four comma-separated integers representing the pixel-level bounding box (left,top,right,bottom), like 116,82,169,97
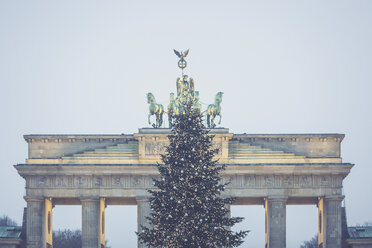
318,196,344,248
25,197,53,248
25,197,44,248
81,198,105,248
265,197,287,248
137,198,151,248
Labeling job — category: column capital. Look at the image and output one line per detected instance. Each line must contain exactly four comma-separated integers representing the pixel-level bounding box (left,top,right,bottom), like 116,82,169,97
324,195,344,201
80,197,100,203
24,196,44,202
265,196,288,202
136,197,151,203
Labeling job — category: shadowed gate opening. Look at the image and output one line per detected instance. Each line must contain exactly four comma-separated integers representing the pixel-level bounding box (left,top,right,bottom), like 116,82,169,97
231,205,265,248
106,205,137,248
287,205,317,248
53,205,82,246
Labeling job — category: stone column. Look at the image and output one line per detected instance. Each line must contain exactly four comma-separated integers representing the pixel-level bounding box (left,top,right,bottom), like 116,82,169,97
265,197,287,248
81,198,105,248
25,197,44,248
318,196,344,248
137,198,151,248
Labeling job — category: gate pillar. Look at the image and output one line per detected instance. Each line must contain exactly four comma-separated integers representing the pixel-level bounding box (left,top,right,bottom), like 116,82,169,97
137,198,151,248
265,196,287,248
81,197,106,248
25,197,52,248
318,196,344,248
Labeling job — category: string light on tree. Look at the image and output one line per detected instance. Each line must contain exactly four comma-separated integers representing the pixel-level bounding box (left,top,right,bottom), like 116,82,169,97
137,50,248,247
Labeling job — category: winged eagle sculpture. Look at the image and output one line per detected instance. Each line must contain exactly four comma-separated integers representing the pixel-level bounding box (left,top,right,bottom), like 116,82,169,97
174,49,190,71
173,49,189,59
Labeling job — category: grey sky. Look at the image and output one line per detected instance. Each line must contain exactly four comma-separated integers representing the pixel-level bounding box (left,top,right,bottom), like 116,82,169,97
0,1,371,247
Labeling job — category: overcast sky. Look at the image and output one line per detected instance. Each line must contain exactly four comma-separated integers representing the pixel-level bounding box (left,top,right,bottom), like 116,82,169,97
1,1,371,247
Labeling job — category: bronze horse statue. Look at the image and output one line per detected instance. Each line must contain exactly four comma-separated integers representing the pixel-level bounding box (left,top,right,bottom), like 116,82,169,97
147,93,164,128
193,91,202,115
167,93,180,128
206,92,223,128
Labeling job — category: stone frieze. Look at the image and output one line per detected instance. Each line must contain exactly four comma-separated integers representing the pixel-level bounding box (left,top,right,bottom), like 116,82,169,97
29,174,343,190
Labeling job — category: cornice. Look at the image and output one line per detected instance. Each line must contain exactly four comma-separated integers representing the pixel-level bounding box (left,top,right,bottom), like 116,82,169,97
14,163,353,177
233,133,345,142
24,134,134,143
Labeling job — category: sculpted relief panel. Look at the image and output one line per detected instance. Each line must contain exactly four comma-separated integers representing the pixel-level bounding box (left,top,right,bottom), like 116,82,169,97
93,176,105,187
143,141,223,156
145,142,167,155
212,142,223,155
35,176,49,188
74,176,90,188
219,175,343,189
295,175,313,187
55,176,68,188
111,175,124,187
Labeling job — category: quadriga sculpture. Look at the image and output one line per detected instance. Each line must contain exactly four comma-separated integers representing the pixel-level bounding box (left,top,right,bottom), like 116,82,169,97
206,92,223,128
147,93,164,128
193,91,202,115
167,93,180,128
176,75,194,105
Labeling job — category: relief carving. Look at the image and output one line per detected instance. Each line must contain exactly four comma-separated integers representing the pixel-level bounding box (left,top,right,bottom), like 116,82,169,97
145,142,167,155
74,176,89,188
222,176,233,186
111,176,123,187
233,175,256,188
212,142,222,155
26,171,344,194
55,176,67,187
320,175,332,186
281,175,294,187
240,175,255,188
299,175,312,187
131,176,144,187
36,176,48,187
93,176,104,187
263,175,274,187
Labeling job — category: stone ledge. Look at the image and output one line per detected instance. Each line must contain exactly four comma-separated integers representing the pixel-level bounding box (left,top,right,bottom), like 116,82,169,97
24,188,344,201
137,128,230,134
25,157,343,164
15,163,353,178
233,133,344,141
24,134,134,143
23,132,346,160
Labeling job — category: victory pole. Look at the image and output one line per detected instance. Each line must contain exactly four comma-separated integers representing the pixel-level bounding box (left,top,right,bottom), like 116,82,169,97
173,49,189,77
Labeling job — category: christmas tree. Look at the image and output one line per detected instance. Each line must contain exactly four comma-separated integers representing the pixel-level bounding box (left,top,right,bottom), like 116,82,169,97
138,97,248,247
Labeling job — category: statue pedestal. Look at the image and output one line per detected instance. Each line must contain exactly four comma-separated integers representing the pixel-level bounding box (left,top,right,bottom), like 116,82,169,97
134,128,233,163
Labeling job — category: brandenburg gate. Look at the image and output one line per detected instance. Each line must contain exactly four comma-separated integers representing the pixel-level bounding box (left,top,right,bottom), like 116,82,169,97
15,50,353,248
15,129,352,248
